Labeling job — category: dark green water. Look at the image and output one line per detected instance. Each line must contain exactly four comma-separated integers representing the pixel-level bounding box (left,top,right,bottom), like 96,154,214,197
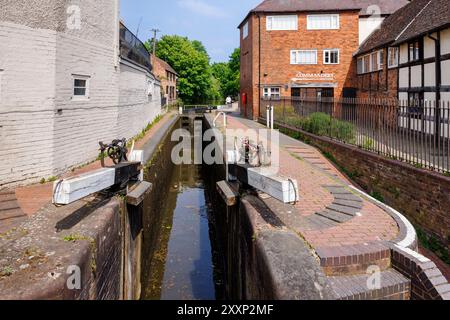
142,163,221,300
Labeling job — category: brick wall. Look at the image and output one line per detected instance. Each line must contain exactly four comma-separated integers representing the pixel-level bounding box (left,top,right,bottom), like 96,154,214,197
152,55,177,104
240,11,360,120
356,48,399,100
276,123,450,256
391,246,450,300
0,0,162,187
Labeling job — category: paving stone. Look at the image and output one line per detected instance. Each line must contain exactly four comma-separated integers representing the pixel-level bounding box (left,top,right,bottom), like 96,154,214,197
0,200,20,211
0,208,27,221
326,204,359,216
332,199,363,209
316,210,354,224
334,194,363,202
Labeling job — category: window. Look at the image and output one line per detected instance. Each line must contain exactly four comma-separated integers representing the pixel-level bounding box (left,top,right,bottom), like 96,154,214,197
357,57,364,74
357,51,383,74
243,22,249,39
72,75,89,98
409,40,421,62
408,92,424,115
291,50,318,65
266,15,298,31
263,87,281,100
371,52,382,71
307,14,339,30
388,47,399,68
324,49,339,64
363,55,370,73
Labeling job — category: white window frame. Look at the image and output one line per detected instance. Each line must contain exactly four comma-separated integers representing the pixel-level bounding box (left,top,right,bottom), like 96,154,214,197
323,49,340,64
72,75,90,100
357,57,364,74
388,47,399,68
266,15,298,31
290,49,318,65
263,87,281,100
307,14,340,30
242,22,249,39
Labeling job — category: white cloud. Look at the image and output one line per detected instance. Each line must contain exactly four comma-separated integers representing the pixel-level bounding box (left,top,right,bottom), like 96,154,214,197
177,0,227,18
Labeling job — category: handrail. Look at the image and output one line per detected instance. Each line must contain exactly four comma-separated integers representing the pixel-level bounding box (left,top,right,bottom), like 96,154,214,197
214,112,227,128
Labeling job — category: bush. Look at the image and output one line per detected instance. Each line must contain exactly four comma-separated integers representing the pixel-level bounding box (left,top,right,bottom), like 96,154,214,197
282,112,355,144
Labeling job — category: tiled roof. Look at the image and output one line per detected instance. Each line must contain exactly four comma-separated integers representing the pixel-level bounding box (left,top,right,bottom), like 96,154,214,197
358,0,450,55
152,55,178,76
393,0,450,45
239,0,409,28
356,0,431,55
251,0,408,15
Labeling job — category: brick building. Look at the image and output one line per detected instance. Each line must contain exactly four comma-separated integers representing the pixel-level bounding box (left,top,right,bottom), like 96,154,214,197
151,55,178,106
238,0,408,119
0,0,162,187
355,0,450,103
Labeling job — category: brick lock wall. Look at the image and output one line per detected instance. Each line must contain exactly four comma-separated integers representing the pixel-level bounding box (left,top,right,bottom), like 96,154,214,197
240,11,360,119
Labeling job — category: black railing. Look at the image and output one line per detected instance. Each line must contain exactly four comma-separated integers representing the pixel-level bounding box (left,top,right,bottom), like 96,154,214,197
261,97,450,174
119,23,152,71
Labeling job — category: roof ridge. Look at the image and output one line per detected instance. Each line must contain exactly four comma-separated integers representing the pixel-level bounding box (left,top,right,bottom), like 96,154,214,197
394,0,433,41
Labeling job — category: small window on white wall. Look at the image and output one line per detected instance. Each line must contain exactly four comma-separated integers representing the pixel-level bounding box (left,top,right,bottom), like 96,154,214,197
324,49,339,64
266,15,298,31
72,75,90,99
291,50,318,65
307,15,339,30
243,22,249,39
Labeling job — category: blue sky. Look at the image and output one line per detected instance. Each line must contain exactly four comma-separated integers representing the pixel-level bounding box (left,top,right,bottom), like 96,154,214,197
120,0,262,63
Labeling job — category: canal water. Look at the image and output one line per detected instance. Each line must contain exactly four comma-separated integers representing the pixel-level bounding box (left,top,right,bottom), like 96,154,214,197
142,162,223,300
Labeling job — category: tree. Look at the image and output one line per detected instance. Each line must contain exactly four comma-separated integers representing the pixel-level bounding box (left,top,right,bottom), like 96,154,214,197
148,35,213,104
210,48,240,99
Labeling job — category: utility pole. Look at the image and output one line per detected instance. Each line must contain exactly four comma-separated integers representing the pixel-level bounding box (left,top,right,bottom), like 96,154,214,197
150,28,161,56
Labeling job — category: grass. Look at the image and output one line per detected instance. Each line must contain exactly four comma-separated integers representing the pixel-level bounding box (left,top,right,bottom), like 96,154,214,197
0,266,14,277
40,176,58,184
126,114,163,148
417,228,450,265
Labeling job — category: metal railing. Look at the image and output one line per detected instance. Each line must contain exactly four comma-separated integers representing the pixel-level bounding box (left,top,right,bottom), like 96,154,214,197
261,97,450,174
119,23,152,71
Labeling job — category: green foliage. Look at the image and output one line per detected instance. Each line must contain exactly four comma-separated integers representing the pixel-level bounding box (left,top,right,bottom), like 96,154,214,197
417,228,450,265
147,34,239,103
284,112,356,144
148,35,213,103
370,191,385,203
362,137,374,150
0,266,13,277
211,48,240,100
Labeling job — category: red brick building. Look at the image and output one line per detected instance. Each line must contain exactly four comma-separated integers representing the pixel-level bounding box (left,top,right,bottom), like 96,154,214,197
238,0,408,119
355,0,450,103
151,55,178,105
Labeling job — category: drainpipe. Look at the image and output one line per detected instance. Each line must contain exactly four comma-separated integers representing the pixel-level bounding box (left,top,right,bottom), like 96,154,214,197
428,33,441,142
258,14,262,120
